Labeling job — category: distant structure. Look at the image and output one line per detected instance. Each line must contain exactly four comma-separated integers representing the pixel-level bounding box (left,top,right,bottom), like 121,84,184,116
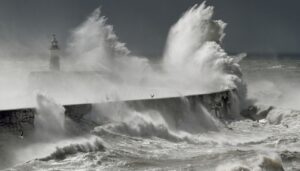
49,34,60,70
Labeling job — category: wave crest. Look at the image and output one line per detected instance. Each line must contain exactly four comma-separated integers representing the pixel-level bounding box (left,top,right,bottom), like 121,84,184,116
40,138,105,161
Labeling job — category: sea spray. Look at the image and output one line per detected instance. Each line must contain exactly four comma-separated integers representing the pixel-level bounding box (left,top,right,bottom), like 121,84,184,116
89,96,226,142
14,4,251,165
176,96,222,132
35,94,66,138
66,3,247,138
163,3,226,68
0,95,67,169
66,8,129,71
163,3,248,112
91,102,192,141
66,3,246,107
3,2,300,171
66,8,150,84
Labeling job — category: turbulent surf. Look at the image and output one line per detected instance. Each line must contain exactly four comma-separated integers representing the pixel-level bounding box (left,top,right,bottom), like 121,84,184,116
0,2,299,171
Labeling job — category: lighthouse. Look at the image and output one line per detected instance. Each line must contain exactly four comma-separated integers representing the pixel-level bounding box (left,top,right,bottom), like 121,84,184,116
49,34,60,70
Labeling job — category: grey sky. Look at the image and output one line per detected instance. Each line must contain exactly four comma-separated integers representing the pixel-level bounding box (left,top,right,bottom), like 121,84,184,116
0,0,299,58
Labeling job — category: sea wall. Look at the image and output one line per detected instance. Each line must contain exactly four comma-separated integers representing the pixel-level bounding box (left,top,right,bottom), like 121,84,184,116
0,89,235,135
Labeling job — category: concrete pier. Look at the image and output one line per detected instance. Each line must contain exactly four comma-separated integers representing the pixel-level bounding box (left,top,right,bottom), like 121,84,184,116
0,89,235,134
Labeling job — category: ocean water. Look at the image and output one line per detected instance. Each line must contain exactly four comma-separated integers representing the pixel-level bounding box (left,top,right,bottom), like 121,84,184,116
241,58,300,111
3,59,300,171
1,3,300,171
1,58,298,171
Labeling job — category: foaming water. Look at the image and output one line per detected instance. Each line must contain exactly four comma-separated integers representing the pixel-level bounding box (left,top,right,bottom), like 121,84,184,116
91,102,194,142
216,153,284,171
2,2,300,171
89,94,227,141
35,94,66,138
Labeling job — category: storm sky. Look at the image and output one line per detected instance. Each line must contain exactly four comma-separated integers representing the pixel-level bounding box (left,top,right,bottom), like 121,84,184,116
0,0,299,58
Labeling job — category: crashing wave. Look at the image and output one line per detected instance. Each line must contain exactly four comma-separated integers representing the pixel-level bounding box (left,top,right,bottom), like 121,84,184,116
39,138,105,161
163,3,246,97
35,94,66,138
90,107,194,142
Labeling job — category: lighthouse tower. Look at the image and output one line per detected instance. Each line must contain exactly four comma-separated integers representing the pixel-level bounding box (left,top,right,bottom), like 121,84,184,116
49,34,60,71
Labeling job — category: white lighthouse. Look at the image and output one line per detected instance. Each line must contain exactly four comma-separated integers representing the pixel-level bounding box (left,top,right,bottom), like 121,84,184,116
49,34,60,71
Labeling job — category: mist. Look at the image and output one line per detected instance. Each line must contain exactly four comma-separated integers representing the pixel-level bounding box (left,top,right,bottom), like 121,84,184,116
0,3,245,112
1,1,300,170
